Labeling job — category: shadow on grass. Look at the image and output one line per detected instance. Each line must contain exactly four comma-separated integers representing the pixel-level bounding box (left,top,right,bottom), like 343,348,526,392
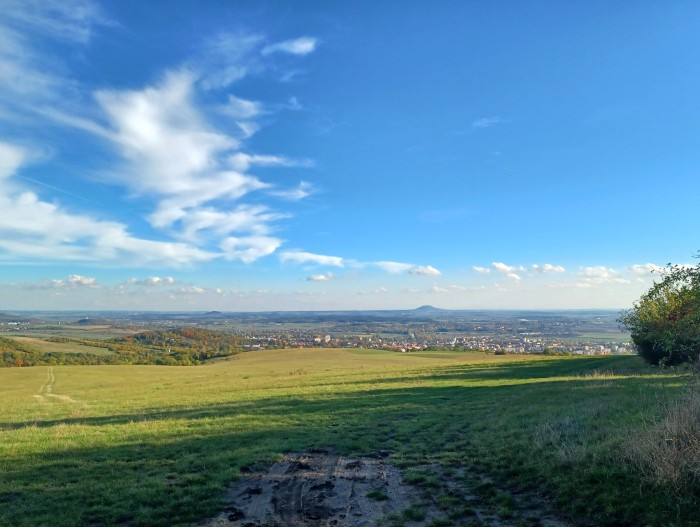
1,356,656,432
0,358,687,527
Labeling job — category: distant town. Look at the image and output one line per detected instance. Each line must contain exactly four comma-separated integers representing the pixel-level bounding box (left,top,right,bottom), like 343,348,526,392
0,306,633,357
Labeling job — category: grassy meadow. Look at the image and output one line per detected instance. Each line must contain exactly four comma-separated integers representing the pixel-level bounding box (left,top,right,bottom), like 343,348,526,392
0,349,694,526
10,336,114,355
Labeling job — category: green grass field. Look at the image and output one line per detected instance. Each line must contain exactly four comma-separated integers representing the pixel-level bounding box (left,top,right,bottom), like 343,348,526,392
11,336,114,355
0,349,694,526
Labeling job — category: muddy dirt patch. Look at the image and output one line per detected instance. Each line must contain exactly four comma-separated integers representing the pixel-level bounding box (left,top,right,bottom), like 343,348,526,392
196,449,438,527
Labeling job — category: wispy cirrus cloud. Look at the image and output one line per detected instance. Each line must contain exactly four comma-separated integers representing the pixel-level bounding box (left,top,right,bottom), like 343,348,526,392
198,31,265,91
281,254,444,279
0,1,324,269
220,236,282,263
280,251,345,267
2,0,108,43
373,261,414,274
472,116,502,128
0,151,217,266
0,0,108,114
228,152,314,172
262,37,318,56
269,181,314,201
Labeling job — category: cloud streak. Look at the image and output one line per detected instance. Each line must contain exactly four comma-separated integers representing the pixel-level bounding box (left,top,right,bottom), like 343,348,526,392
472,116,502,128
280,251,345,267
262,37,318,56
307,272,333,282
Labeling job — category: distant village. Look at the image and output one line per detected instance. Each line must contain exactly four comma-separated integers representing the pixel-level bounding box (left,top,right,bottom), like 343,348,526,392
0,310,634,357
239,331,631,356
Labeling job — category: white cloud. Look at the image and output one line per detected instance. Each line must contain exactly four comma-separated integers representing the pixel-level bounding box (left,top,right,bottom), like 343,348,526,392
262,37,318,56
220,235,282,263
472,116,502,128
67,274,97,287
409,265,442,276
374,261,414,274
472,266,491,274
579,266,630,285
24,274,98,289
0,185,216,266
432,285,449,293
228,152,313,172
3,0,107,44
175,286,206,294
128,276,176,287
307,272,333,282
0,0,108,114
96,70,239,197
580,266,616,279
286,96,302,109
222,94,264,120
630,263,664,276
531,263,566,273
198,31,264,90
92,70,293,255
175,205,286,242
280,251,345,267
506,273,522,281
0,142,29,180
269,181,314,201
492,262,525,274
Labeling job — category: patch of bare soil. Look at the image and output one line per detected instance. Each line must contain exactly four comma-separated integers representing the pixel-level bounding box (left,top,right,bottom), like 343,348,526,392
196,450,575,527
196,449,438,527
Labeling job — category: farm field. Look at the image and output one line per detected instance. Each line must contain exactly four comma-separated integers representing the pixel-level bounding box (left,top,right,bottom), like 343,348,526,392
10,336,114,355
4,325,139,340
0,349,693,526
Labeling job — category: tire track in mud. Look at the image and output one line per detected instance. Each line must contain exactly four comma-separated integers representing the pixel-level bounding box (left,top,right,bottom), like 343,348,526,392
33,367,78,403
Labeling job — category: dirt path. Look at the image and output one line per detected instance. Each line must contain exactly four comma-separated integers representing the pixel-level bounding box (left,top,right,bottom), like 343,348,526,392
197,449,438,527
33,367,78,403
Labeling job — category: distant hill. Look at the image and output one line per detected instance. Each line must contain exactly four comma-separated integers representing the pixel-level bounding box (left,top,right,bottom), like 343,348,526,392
413,305,448,313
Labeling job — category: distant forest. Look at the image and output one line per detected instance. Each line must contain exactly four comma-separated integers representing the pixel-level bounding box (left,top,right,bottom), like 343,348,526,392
0,328,249,367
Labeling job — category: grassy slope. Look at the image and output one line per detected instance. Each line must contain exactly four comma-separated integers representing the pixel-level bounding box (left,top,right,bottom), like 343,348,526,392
10,336,114,355
0,350,691,526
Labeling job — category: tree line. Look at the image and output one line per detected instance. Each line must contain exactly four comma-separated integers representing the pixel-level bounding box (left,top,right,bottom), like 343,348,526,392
0,328,250,367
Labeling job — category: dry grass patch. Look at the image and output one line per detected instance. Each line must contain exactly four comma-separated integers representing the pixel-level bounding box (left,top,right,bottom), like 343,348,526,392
628,381,700,493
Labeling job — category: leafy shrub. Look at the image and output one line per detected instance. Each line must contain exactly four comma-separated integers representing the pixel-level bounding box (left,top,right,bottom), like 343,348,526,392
619,257,700,366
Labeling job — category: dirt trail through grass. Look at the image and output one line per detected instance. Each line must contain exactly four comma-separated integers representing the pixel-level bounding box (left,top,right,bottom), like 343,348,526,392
33,367,78,403
198,449,442,527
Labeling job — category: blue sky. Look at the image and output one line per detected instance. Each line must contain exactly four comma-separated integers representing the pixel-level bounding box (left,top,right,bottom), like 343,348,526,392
1,0,699,311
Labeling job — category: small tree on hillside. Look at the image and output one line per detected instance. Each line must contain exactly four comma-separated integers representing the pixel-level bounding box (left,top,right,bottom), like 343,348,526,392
619,255,700,366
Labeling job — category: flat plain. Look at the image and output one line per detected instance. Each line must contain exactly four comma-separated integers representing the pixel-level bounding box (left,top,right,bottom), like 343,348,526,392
0,349,692,526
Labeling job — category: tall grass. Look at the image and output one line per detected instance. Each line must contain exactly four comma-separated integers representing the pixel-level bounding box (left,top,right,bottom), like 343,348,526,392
628,378,700,494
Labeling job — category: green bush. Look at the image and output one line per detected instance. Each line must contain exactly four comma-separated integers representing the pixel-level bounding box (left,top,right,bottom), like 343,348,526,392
619,256,700,366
